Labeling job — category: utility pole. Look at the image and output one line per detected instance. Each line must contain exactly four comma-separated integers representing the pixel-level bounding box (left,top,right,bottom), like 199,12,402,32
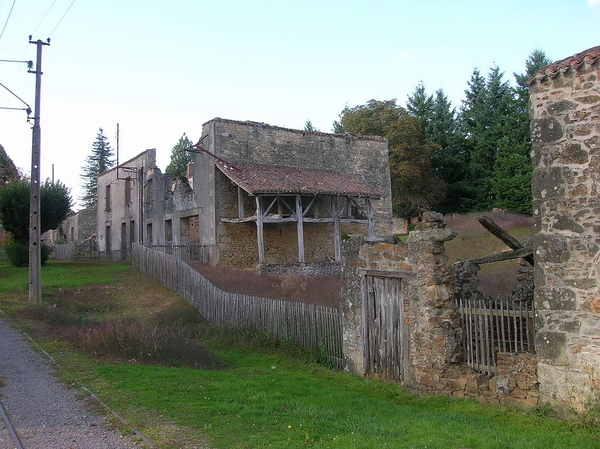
28,37,50,303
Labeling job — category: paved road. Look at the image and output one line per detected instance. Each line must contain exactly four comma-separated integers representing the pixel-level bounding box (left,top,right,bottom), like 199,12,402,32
0,316,144,449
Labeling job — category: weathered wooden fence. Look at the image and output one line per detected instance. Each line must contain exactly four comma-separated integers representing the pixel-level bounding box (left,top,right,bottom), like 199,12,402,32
145,244,211,262
132,243,343,368
455,296,535,375
53,243,76,261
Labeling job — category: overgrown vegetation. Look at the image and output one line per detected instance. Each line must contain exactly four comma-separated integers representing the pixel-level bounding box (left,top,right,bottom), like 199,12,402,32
1,261,598,448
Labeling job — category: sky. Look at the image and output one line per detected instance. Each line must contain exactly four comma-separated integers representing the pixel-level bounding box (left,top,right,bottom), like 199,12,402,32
0,0,598,210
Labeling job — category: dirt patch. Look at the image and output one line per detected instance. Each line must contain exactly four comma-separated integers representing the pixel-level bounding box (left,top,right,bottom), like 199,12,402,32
186,262,341,308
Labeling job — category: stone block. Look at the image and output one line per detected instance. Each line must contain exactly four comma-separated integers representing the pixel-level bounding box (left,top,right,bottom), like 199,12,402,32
536,331,568,365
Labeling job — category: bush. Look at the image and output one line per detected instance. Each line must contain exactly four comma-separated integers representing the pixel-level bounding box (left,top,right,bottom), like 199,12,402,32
5,240,50,267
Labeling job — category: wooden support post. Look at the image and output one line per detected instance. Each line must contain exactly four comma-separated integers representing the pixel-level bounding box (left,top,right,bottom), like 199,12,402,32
332,196,341,262
296,195,305,263
256,196,265,263
237,186,245,219
366,198,375,237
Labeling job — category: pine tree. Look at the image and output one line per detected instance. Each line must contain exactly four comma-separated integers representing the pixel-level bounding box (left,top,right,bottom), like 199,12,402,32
489,50,552,214
406,82,434,137
457,67,518,211
165,133,194,179
80,128,115,208
304,120,319,132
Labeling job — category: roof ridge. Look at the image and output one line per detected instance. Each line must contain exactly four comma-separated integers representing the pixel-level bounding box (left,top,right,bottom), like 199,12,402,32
527,45,600,85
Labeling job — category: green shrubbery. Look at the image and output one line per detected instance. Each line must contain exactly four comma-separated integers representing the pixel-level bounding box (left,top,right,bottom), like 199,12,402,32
4,240,50,267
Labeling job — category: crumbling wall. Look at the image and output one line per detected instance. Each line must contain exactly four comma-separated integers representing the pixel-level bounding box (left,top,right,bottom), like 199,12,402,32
529,46,600,413
342,212,540,409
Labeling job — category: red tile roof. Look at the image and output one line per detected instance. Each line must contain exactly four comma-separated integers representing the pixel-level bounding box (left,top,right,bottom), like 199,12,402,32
215,161,381,197
528,45,600,85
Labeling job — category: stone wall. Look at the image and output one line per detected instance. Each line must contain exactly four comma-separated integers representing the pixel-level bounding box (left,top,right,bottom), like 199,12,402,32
529,46,600,413
342,212,540,409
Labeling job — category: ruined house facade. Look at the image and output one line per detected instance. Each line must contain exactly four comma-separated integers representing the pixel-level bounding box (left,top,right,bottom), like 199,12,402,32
97,119,393,268
528,45,600,412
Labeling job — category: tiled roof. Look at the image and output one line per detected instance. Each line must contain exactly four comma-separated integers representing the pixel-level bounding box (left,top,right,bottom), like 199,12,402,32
527,45,600,85
215,161,381,197
203,117,387,142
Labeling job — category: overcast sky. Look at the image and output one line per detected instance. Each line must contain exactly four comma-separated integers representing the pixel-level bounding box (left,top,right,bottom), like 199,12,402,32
1,0,598,210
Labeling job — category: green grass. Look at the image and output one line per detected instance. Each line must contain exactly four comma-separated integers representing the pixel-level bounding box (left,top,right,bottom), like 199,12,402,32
0,260,131,293
1,261,599,448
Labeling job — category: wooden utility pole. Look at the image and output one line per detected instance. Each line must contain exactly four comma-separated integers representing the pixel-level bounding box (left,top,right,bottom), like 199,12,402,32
28,37,50,303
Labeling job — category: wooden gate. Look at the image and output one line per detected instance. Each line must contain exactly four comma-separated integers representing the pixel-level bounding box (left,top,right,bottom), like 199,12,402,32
363,275,406,381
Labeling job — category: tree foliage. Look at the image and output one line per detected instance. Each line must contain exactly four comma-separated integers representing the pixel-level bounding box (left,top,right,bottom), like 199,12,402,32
0,144,20,187
80,128,115,208
165,133,194,179
0,179,72,245
338,99,445,217
304,120,319,132
399,49,551,215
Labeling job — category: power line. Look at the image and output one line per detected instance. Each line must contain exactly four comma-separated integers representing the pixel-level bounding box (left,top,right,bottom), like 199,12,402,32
0,80,31,111
49,0,76,38
0,0,18,41
32,0,58,37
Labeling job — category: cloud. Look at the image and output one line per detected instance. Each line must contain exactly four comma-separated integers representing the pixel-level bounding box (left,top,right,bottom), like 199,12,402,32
588,0,600,7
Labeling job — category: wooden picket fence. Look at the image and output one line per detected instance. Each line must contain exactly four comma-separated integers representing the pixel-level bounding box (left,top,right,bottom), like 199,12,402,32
145,244,211,263
132,243,343,368
455,296,535,375
53,243,76,261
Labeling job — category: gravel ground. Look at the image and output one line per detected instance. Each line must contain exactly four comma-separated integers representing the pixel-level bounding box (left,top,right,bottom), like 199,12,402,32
0,316,146,449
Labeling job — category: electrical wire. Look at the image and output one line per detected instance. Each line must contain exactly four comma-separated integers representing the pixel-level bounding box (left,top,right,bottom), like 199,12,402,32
0,80,31,110
31,0,58,37
49,0,77,38
0,0,18,41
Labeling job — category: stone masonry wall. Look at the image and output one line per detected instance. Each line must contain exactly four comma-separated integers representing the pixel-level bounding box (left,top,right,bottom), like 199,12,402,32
342,212,540,409
529,49,600,413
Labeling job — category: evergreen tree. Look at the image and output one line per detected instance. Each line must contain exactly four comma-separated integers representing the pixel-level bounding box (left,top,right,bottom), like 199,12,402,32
80,128,115,208
457,67,518,211
488,50,552,215
406,82,434,138
165,133,194,179
407,85,462,213
304,120,319,132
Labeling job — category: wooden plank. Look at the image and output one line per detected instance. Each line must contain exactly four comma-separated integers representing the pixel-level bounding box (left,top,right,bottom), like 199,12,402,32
361,269,416,279
468,247,533,265
478,215,534,265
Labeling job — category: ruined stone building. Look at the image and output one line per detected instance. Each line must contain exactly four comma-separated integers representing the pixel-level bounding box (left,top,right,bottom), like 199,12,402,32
528,45,600,412
96,118,393,268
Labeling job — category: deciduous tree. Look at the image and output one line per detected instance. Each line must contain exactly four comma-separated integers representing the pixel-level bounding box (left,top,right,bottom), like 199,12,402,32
338,99,445,217
0,179,72,266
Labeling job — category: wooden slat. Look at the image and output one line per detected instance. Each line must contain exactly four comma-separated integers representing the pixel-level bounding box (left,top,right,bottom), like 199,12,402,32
132,243,344,369
455,295,535,375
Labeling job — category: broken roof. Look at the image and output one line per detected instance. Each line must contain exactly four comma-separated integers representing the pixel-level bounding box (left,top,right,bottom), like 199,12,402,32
528,45,600,85
215,161,381,197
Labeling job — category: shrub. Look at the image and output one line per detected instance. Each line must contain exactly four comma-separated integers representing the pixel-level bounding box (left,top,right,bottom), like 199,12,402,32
5,240,50,267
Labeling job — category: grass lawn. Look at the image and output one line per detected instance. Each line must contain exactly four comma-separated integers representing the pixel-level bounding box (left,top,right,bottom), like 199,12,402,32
1,260,598,449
